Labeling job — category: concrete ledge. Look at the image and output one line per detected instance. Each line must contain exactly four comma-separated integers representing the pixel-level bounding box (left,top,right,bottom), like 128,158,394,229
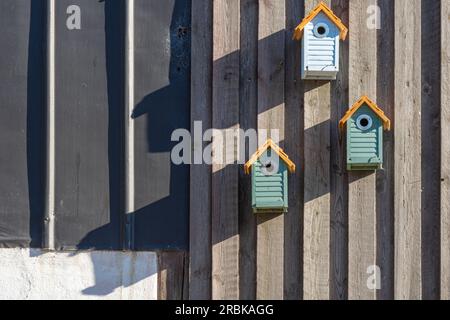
0,249,157,300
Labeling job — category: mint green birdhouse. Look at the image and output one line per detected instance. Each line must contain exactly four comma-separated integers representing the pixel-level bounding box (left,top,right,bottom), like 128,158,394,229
244,140,296,214
339,96,391,171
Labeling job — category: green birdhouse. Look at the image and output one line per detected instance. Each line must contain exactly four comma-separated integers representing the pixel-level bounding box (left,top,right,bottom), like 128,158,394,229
244,139,296,214
339,96,391,171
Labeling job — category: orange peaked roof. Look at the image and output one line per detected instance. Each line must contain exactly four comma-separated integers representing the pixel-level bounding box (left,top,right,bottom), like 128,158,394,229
339,96,391,132
244,139,296,175
293,2,348,41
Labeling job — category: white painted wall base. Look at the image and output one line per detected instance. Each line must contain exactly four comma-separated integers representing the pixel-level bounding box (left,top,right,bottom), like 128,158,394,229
0,249,157,300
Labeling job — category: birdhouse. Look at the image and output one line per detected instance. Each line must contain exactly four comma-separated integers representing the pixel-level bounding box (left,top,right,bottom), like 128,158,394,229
293,2,348,80
339,96,391,171
244,140,296,213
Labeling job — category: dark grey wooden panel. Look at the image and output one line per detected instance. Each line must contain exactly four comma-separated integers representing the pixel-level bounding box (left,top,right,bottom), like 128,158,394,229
330,0,349,300
132,0,190,250
0,0,46,248
284,0,304,300
238,0,257,300
376,0,395,300
158,251,189,300
54,0,124,250
421,0,441,300
190,0,212,299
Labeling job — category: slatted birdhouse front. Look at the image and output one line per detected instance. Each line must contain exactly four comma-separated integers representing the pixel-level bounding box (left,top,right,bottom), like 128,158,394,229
293,2,348,80
339,96,391,171
244,140,296,214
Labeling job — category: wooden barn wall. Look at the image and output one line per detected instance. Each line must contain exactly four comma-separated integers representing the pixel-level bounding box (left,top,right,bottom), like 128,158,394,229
0,0,449,301
189,0,449,300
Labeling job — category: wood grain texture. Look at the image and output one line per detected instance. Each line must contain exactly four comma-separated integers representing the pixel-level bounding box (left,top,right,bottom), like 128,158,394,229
190,0,212,300
239,0,258,300
212,0,240,300
394,0,422,300
441,0,450,301
347,0,377,300
256,0,285,300
303,0,331,300
330,0,349,300
421,0,441,300
376,0,395,300
158,252,188,300
284,0,304,300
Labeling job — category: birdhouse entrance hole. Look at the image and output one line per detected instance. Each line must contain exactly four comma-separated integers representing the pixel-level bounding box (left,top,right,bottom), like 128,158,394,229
359,118,369,127
356,114,373,131
262,161,277,175
314,23,329,38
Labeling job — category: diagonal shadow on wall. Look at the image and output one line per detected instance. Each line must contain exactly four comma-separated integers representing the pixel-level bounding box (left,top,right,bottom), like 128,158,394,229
208,43,345,247
27,0,46,248
60,0,349,297
75,0,189,296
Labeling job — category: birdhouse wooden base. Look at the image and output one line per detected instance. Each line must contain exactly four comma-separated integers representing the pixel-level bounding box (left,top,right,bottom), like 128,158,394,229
347,163,382,171
253,207,288,214
302,69,338,80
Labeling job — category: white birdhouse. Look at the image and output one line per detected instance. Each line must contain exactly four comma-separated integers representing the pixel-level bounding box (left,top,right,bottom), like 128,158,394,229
293,2,348,80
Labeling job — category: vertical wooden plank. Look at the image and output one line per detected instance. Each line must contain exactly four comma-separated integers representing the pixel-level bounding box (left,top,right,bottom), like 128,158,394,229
330,0,349,300
303,0,331,300
158,252,188,300
133,0,190,250
0,0,45,248
256,0,285,300
377,0,395,300
54,0,122,249
190,0,213,300
284,0,304,300
395,0,422,300
239,0,258,300
441,0,450,301
212,0,240,300
421,0,441,300
348,0,377,300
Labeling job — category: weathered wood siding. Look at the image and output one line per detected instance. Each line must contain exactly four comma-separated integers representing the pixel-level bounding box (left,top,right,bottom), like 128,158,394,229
348,0,377,300
442,0,450,301
189,0,447,300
